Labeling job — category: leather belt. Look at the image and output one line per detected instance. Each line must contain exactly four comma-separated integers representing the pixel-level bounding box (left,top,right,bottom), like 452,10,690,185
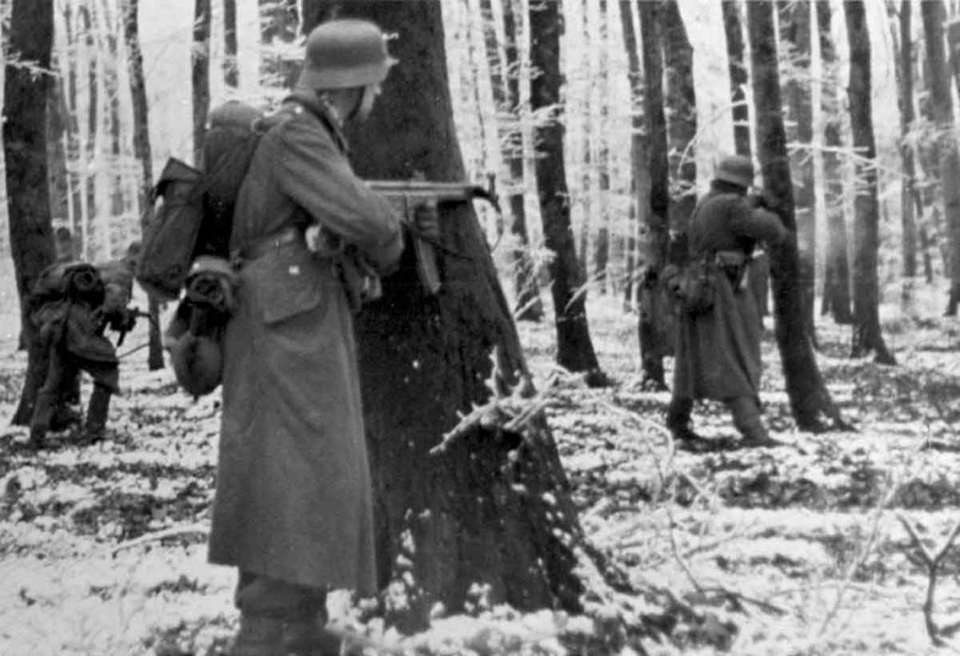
237,226,305,261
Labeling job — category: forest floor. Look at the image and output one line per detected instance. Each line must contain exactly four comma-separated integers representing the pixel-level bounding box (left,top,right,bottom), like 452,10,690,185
0,280,959,655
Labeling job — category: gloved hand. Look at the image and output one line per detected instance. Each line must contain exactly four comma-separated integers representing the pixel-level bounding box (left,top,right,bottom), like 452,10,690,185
411,200,441,242
110,307,138,334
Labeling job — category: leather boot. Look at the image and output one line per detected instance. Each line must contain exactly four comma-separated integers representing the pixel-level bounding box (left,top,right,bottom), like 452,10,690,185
283,616,343,656
82,385,111,444
232,615,285,656
727,397,779,447
666,395,702,441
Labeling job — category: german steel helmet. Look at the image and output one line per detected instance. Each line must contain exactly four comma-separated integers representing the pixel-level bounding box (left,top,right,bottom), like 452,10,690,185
298,19,398,90
714,155,755,189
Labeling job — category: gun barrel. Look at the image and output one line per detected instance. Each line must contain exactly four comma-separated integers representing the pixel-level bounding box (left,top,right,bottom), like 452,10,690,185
368,180,499,210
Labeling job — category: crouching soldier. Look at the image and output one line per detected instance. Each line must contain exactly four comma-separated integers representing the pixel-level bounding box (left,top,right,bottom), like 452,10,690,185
27,246,139,449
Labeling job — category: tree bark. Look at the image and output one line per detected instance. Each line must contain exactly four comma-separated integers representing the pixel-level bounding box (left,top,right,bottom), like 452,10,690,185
224,0,239,88
844,1,895,365
661,0,697,233
637,0,671,389
121,0,164,371
890,0,920,281
722,0,751,157
618,0,644,309
4,0,56,346
594,0,611,294
777,0,816,344
746,1,845,431
922,0,960,315
46,52,70,228
192,0,211,166
817,0,853,324
528,0,605,381
301,0,589,630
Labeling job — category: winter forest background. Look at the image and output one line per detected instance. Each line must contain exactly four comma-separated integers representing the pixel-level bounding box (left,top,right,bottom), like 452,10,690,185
3,1,960,655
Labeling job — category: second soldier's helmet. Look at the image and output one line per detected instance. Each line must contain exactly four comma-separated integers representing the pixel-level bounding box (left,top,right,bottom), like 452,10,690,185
714,155,755,189
298,19,398,90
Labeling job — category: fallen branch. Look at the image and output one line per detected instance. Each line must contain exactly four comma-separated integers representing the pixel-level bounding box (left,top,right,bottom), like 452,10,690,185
111,522,209,556
896,513,960,647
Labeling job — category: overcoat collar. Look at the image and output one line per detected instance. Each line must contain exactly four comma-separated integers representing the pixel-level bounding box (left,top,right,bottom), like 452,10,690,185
283,90,350,155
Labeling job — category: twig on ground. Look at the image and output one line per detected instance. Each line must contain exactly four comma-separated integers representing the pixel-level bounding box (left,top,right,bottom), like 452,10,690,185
111,522,209,556
896,513,960,647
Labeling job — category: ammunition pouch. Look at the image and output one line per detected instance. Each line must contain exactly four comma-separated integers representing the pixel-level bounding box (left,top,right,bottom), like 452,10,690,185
715,250,749,291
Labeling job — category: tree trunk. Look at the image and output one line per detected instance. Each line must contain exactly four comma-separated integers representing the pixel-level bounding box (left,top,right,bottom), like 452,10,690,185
121,0,164,371
890,0,920,281
224,0,239,88
81,5,97,260
300,0,589,631
922,0,960,315
499,0,543,321
46,52,70,228
4,0,56,347
637,0,671,389
844,1,895,365
777,0,816,344
746,1,845,432
528,0,605,382
816,0,853,324
722,0,751,156
192,0,211,166
661,0,697,233
260,0,301,87
594,0,611,294
618,0,644,310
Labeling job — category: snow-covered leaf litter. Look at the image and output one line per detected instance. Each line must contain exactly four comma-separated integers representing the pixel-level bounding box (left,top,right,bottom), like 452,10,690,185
0,290,958,655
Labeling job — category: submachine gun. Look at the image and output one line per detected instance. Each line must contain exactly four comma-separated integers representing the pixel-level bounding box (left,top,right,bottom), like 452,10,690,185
366,178,501,294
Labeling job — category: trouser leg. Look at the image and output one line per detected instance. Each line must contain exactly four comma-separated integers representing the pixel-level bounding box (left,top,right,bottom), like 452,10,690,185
82,383,112,443
725,396,773,445
233,571,334,656
666,395,698,439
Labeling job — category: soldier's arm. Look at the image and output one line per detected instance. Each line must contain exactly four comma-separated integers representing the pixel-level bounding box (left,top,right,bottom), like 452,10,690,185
273,116,403,274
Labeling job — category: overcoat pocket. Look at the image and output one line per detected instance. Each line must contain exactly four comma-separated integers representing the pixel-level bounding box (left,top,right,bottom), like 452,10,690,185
257,248,326,325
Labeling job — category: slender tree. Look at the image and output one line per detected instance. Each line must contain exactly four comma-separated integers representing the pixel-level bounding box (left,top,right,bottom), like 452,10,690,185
778,0,816,343
661,0,697,233
297,0,592,629
637,0,671,389
817,0,854,324
746,1,845,431
618,0,645,308
722,0,751,156
121,0,164,371
224,0,239,88
593,0,612,293
921,0,960,315
4,0,56,347
528,0,606,382
192,0,211,166
843,1,895,364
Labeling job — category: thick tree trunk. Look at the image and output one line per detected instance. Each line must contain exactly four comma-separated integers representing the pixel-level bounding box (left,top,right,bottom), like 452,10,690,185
528,0,605,381
778,0,816,344
301,1,588,630
922,0,960,315
844,1,895,365
747,1,845,432
121,0,164,371
816,0,853,324
192,0,211,166
4,0,56,346
662,0,697,233
224,0,239,88
722,0,751,157
637,0,671,389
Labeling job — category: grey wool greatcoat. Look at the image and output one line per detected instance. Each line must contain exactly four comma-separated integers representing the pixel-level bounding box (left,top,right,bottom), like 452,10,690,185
208,91,403,594
670,190,788,402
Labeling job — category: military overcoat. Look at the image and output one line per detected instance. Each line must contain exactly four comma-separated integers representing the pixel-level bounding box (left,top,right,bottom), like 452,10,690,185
670,190,788,401
207,91,403,594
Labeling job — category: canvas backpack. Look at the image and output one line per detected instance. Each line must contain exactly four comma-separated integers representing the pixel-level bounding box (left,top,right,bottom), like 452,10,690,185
136,101,268,301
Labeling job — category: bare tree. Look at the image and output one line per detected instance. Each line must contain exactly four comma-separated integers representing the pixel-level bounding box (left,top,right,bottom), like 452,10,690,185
4,0,56,347
844,0,895,365
921,0,960,315
224,0,239,88
637,0,671,389
192,0,211,165
722,0,751,156
746,0,845,431
121,0,164,371
662,0,697,233
817,0,854,324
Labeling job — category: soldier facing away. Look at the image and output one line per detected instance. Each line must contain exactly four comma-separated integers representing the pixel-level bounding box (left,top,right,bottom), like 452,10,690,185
664,155,790,449
207,19,437,656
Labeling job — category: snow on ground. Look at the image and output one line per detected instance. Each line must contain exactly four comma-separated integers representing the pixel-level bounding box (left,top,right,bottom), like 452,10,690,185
1,279,959,655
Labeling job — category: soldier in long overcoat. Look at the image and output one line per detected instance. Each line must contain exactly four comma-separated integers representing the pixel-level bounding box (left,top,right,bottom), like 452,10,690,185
664,155,789,449
207,20,412,656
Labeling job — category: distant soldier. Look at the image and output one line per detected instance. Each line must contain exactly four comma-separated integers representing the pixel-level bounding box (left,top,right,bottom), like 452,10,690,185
665,155,789,449
24,242,140,449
